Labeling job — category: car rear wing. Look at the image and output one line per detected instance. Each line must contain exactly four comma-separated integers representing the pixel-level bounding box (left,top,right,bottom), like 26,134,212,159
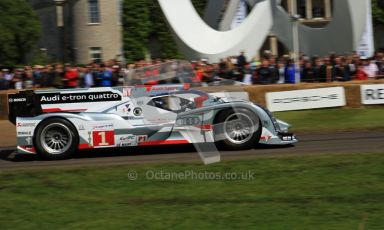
8,90,43,124
7,84,192,124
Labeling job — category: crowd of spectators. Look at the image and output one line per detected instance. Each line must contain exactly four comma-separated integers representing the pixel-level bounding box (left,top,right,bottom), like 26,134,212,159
0,60,124,90
0,51,383,90
194,51,384,85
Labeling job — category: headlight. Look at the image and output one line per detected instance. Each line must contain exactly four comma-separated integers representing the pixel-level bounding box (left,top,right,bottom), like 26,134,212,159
279,133,295,141
282,136,291,141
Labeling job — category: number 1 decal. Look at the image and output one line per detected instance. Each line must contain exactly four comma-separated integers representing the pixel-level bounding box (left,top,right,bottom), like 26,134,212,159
98,132,110,146
93,131,115,147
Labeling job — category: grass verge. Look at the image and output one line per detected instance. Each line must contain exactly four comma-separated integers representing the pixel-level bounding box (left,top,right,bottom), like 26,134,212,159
274,108,384,133
0,152,383,229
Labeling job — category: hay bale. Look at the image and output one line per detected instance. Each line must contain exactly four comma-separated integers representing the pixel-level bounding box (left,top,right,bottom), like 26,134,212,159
0,94,9,120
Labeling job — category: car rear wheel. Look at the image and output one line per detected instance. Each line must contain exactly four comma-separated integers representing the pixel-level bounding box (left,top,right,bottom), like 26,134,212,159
215,109,261,150
34,118,78,159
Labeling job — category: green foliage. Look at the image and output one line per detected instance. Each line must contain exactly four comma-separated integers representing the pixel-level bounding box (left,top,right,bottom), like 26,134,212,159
122,0,152,62
149,2,182,60
0,0,41,65
29,49,54,66
191,0,207,17
373,0,384,24
122,0,208,62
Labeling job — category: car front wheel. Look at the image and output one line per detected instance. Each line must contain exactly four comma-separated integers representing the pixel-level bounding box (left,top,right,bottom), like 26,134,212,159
215,109,261,150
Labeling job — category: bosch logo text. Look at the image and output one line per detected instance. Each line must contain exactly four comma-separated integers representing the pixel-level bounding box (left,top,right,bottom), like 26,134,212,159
9,98,26,103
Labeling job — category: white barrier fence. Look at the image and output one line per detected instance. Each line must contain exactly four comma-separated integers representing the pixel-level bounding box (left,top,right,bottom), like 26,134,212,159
361,84,384,105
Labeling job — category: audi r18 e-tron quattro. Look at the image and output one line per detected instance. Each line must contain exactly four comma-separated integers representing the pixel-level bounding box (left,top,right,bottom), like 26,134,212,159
8,84,297,159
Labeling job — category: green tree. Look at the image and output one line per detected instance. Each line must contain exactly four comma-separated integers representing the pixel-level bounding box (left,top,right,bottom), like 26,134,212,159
122,0,208,62
150,0,207,59
149,2,182,60
0,0,40,65
122,0,152,62
373,0,384,25
191,0,207,17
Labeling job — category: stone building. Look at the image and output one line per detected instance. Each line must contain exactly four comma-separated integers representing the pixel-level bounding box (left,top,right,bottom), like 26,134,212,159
29,0,123,64
223,0,383,56
266,0,334,56
278,0,383,54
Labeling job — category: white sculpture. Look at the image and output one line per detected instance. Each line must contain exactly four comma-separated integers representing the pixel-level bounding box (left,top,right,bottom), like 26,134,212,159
158,0,368,62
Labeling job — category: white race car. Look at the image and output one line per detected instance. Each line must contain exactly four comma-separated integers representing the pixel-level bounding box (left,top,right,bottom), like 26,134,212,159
8,84,297,159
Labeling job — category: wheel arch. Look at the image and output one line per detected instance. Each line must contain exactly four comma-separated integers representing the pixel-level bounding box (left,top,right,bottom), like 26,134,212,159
33,116,80,150
212,106,263,127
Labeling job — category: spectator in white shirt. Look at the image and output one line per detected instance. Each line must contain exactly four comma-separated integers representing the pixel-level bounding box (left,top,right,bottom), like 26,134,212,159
361,57,379,79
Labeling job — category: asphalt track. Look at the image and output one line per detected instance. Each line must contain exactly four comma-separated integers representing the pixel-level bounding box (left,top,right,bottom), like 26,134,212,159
0,131,383,171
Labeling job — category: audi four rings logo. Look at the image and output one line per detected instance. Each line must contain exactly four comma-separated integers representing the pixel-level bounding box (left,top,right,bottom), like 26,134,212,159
176,117,201,126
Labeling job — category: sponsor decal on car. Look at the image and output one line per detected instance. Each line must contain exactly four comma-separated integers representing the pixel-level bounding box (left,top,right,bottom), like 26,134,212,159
39,91,122,104
16,122,36,128
93,130,115,147
8,97,27,103
17,131,32,136
25,137,32,145
260,136,272,141
93,123,114,131
119,134,138,147
123,87,132,97
122,103,132,113
151,86,180,91
260,128,273,142
137,135,148,143
92,123,115,147
19,146,36,153
138,85,182,92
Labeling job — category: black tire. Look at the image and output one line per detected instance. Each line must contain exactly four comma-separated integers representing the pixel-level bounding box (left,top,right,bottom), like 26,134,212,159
214,108,261,150
34,118,78,160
